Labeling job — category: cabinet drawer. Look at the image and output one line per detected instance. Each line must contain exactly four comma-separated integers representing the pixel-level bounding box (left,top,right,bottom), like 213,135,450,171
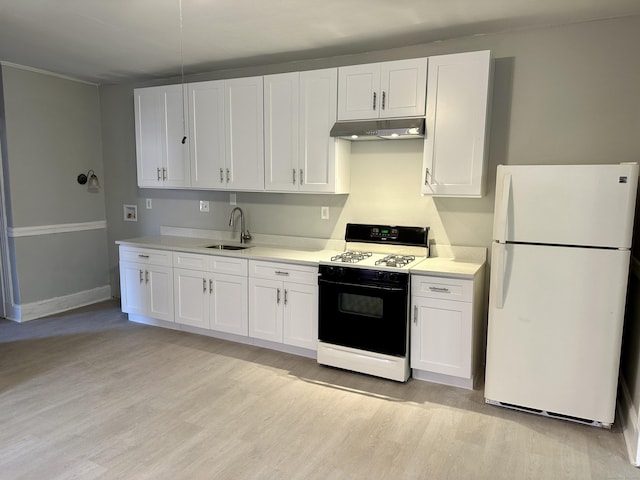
173,252,248,276
120,246,172,266
249,260,318,285
211,256,248,276
173,252,211,270
411,275,473,302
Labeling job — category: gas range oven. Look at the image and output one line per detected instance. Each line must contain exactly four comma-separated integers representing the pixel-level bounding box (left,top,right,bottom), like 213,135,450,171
317,223,429,382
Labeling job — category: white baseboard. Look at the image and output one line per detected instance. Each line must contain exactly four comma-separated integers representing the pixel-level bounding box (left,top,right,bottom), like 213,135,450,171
619,376,640,466
5,285,112,322
411,368,475,390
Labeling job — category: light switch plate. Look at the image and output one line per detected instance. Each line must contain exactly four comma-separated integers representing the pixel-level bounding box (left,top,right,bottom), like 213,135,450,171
230,193,237,205
199,200,210,212
321,206,329,220
146,198,152,209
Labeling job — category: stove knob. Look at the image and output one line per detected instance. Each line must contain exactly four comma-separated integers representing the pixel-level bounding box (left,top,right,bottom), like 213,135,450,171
326,266,335,277
377,271,386,281
389,273,399,282
337,267,346,278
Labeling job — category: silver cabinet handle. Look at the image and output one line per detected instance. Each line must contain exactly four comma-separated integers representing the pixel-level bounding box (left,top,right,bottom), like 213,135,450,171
138,254,149,259
277,288,281,304
413,305,418,324
145,270,149,283
209,279,213,294
219,168,224,183
226,168,230,183
372,91,377,110
284,289,288,305
299,169,304,185
292,168,296,185
162,168,167,181
382,91,386,110
157,168,161,181
139,269,144,283
424,168,430,185
429,286,450,293
203,278,207,293
275,271,290,276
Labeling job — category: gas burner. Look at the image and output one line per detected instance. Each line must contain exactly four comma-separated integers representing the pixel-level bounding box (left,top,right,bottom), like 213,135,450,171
331,250,373,263
374,255,416,268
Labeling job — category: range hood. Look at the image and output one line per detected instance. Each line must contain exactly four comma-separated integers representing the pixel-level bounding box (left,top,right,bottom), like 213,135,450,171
330,118,425,141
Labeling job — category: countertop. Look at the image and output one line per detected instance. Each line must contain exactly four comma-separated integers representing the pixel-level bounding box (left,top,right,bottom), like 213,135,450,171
117,234,486,279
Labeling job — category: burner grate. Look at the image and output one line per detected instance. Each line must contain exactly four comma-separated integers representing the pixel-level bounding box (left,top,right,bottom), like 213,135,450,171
374,254,416,268
331,250,373,263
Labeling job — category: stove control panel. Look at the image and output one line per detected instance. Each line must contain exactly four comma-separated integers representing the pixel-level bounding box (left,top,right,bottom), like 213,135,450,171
318,265,409,286
345,223,428,247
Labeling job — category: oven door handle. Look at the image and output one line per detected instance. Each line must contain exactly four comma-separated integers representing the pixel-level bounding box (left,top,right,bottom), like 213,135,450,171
318,278,406,293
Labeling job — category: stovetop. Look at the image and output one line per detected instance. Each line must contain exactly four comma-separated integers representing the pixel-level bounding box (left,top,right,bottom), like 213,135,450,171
328,251,420,270
322,223,430,272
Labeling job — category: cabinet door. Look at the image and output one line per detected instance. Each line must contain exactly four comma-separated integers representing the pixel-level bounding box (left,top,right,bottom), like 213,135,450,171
134,85,190,188
188,80,226,188
147,265,174,322
283,282,318,350
422,50,491,197
299,68,342,193
120,261,147,315
380,58,427,118
411,296,472,378
210,273,249,336
174,268,209,328
162,84,190,187
225,77,265,190
337,63,380,120
248,277,283,342
264,73,300,192
134,88,163,187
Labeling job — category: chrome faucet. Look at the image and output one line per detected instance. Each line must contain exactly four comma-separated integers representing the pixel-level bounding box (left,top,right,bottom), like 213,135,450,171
228,207,252,243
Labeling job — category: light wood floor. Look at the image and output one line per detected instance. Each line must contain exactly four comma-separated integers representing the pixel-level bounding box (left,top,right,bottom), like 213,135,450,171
1,300,639,480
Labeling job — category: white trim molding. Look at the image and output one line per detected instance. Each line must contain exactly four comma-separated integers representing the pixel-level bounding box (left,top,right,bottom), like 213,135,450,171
8,220,107,238
0,61,99,86
5,285,112,322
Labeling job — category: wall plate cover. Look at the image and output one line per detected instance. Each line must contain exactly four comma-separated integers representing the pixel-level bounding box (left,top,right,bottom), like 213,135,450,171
146,198,152,209
199,200,210,212
124,204,137,222
321,206,329,220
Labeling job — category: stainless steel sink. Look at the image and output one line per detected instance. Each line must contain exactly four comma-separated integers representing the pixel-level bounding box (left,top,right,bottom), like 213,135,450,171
205,244,252,251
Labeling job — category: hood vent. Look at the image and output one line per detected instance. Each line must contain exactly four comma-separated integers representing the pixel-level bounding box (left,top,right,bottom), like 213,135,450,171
330,118,425,141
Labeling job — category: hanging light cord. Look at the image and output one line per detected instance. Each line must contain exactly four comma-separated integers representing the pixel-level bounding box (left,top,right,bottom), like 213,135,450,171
179,0,187,144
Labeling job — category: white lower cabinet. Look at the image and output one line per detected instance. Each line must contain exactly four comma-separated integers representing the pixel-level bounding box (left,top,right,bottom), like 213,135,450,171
249,260,318,350
410,272,484,389
173,252,248,335
119,247,174,322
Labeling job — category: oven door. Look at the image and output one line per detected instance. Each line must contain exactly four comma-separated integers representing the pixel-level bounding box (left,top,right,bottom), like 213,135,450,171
318,277,408,356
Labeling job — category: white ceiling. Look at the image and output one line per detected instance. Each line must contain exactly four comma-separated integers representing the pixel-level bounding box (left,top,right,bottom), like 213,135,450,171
1,0,639,85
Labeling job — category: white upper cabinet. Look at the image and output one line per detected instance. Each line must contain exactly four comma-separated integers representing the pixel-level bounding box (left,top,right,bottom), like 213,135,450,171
264,72,300,192
337,58,427,120
421,50,492,198
134,84,190,188
265,68,350,194
187,80,226,189
225,76,265,191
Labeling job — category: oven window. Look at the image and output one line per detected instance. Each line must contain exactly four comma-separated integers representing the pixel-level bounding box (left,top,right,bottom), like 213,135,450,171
339,292,383,318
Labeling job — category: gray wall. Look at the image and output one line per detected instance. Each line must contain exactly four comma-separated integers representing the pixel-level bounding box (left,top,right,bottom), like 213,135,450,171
101,15,640,292
0,66,109,305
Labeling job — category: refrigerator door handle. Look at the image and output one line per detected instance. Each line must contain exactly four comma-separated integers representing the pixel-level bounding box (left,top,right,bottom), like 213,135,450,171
494,243,507,309
495,172,512,243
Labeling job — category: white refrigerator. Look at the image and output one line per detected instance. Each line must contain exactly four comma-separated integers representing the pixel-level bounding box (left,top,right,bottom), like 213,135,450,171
485,163,639,427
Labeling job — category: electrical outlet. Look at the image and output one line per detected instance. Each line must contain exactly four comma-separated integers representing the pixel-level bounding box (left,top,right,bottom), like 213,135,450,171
230,193,237,205
321,206,329,220
199,200,210,212
146,198,152,209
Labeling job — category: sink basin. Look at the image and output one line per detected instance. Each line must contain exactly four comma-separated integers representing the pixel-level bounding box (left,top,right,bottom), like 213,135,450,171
205,244,252,251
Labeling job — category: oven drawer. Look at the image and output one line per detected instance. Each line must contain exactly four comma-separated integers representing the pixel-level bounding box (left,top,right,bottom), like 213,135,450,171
411,275,473,302
249,260,317,284
120,246,172,266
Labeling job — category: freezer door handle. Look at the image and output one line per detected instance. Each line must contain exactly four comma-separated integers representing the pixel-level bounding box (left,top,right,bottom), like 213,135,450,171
495,171,512,243
494,243,506,309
